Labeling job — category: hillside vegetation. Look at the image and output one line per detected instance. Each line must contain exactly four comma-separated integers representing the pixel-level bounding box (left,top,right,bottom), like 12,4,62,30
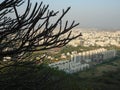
0,56,120,90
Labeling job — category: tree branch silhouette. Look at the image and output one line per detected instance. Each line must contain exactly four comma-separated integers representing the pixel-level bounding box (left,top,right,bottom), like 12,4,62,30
0,0,82,60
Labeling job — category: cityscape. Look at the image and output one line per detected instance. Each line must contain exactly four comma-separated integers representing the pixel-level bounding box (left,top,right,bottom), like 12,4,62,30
68,28,120,47
1,0,120,90
48,28,120,73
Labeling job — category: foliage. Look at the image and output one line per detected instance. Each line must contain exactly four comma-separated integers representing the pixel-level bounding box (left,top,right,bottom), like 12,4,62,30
60,45,100,54
1,57,120,90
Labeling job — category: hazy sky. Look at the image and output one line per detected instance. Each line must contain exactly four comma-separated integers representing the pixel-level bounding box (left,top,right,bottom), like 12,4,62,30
1,0,120,29
30,0,120,29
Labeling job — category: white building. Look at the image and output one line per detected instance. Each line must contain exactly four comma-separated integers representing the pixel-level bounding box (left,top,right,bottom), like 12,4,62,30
49,48,116,73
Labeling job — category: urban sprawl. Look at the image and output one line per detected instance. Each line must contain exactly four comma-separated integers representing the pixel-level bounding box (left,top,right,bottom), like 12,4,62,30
49,29,120,73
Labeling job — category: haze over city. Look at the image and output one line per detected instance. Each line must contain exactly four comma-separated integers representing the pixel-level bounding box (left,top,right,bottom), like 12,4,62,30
29,0,120,29
1,0,119,29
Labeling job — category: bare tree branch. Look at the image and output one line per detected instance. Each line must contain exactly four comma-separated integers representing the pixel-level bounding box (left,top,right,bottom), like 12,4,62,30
0,0,82,61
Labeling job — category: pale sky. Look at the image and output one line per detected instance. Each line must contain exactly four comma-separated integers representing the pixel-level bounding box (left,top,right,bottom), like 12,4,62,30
1,0,120,29
31,0,120,29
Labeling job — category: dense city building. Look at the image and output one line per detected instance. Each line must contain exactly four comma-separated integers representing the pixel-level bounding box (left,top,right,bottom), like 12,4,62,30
68,28,120,47
49,48,116,73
